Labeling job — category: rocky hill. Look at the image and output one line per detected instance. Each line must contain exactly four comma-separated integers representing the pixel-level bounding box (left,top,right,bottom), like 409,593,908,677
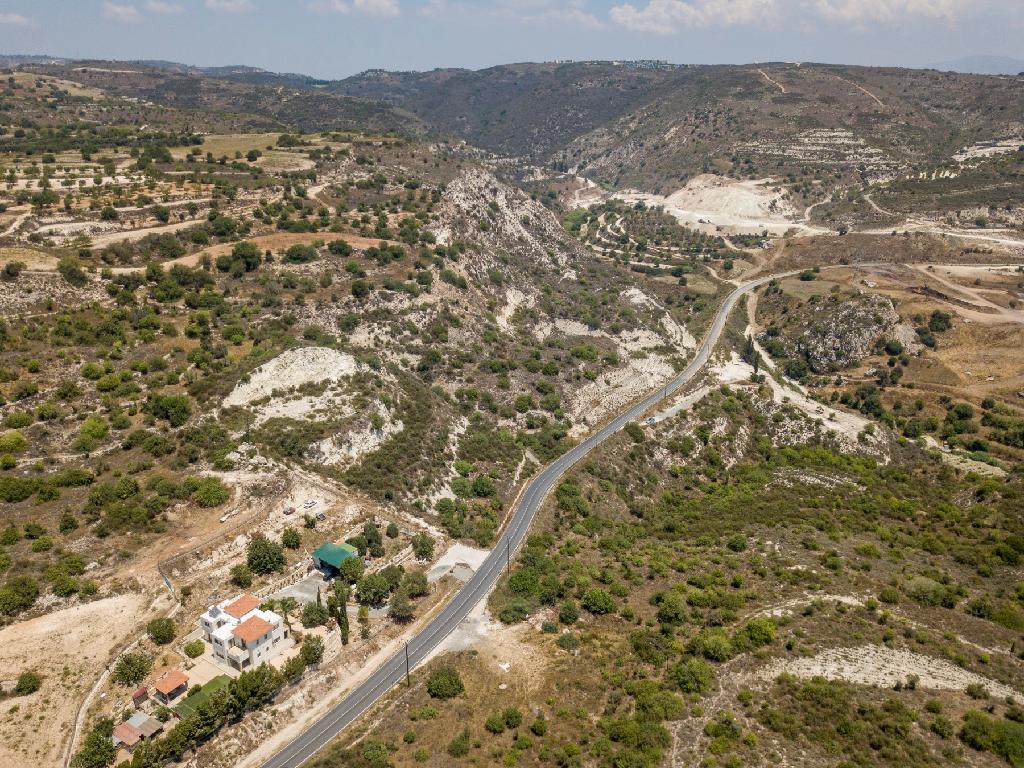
332,62,1024,194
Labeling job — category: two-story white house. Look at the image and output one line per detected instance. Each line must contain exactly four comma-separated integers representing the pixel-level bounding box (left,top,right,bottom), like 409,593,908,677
200,593,288,671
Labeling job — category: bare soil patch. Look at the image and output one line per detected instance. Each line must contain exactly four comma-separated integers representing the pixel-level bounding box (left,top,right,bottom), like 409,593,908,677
0,593,148,767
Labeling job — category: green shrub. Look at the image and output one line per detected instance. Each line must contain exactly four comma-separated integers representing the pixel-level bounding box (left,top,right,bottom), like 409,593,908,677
3,411,32,429
581,588,615,615
14,670,41,695
668,657,715,695
0,576,38,616
426,665,464,699
188,477,231,507
283,244,318,263
147,617,175,644
959,710,1024,765
183,640,205,658
485,712,506,734
448,728,471,757
230,564,253,588
112,652,152,685
689,628,734,662
0,430,28,454
301,602,329,628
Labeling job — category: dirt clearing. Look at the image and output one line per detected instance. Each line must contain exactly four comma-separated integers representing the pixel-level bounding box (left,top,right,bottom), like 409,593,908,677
758,645,1020,700
0,593,148,767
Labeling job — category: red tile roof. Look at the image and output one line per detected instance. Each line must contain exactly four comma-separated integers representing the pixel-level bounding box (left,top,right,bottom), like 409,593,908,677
112,722,143,747
223,593,261,619
131,686,147,701
153,670,189,696
232,615,274,644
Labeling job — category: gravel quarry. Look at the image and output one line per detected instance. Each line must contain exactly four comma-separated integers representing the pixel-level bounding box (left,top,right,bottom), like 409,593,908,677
613,174,823,236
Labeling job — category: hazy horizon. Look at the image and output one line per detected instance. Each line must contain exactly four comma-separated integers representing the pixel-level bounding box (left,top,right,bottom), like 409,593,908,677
0,0,1021,80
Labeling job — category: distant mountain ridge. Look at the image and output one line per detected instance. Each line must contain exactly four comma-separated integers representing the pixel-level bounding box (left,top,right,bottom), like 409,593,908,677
929,55,1024,75
5,53,1024,194
0,54,70,67
135,60,329,87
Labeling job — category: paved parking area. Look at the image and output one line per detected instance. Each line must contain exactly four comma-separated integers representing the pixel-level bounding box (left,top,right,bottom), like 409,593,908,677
272,572,328,605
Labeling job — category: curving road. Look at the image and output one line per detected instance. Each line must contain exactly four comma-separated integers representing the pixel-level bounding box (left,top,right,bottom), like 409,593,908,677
261,271,790,768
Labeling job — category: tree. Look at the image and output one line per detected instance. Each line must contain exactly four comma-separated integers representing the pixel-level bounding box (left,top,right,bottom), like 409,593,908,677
385,522,399,538
357,573,390,606
147,617,175,645
333,580,350,645
300,634,325,667
281,527,301,549
146,393,191,427
71,719,116,768
301,601,329,628
111,652,152,686
339,555,364,583
380,564,405,592
247,535,285,574
668,657,714,695
411,533,434,560
57,256,88,287
278,597,298,629
403,569,430,598
217,240,261,273
282,654,305,683
358,604,370,639
327,239,352,256
231,564,253,588
426,665,464,699
388,589,414,623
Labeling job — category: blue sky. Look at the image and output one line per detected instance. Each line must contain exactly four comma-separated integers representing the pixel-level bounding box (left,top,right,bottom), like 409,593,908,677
0,0,1021,78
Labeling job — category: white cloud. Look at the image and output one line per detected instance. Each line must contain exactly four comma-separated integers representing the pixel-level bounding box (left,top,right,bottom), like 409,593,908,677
809,0,971,22
146,1,185,12
102,2,143,23
609,0,977,31
205,0,254,11
609,0,775,32
0,13,30,26
309,0,401,16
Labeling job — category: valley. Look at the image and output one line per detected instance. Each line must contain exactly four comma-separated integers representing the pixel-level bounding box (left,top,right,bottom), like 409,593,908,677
0,53,1020,768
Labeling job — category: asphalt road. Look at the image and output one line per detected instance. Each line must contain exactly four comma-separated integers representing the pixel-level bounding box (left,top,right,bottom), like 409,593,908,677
261,272,786,768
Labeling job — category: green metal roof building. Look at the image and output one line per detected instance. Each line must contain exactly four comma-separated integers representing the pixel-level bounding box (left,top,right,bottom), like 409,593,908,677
312,542,358,575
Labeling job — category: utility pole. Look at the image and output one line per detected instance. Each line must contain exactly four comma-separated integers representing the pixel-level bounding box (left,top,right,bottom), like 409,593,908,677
405,642,410,687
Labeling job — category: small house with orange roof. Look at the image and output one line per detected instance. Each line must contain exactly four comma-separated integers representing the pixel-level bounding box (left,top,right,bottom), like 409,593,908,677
153,669,189,704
